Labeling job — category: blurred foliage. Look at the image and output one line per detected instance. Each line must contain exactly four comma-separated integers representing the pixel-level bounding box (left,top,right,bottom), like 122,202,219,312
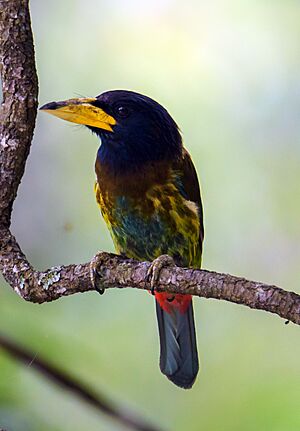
1,0,300,430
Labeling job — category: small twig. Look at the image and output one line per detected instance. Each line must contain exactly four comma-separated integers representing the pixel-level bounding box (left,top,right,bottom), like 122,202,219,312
0,334,162,431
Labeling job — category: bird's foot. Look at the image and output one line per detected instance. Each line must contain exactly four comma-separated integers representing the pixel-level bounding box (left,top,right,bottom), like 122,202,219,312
147,254,175,295
90,251,112,295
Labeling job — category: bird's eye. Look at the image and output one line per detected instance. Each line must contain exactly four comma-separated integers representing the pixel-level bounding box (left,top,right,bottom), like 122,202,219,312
115,105,130,118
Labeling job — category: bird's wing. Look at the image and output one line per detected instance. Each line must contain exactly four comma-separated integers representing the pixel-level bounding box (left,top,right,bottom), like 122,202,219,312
176,149,204,251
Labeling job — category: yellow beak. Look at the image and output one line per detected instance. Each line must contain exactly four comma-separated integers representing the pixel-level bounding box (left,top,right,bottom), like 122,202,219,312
40,97,116,132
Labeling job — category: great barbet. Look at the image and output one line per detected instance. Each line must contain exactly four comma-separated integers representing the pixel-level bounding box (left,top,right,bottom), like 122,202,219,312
41,90,204,389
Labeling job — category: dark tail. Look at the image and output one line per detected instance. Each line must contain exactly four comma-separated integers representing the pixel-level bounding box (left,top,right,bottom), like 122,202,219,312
155,300,199,389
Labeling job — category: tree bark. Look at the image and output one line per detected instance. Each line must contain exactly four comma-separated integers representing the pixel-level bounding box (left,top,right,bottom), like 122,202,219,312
0,0,38,227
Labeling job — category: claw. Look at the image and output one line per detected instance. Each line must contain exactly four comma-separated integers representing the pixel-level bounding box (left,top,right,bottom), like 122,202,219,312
90,253,105,295
146,254,175,295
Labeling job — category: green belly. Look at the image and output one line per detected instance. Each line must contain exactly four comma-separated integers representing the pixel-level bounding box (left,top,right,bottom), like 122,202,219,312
109,195,201,268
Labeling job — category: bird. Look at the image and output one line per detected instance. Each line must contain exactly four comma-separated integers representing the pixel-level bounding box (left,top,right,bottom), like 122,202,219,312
40,90,204,389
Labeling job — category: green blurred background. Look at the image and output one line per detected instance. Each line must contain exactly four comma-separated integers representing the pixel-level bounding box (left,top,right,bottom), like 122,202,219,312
1,0,300,430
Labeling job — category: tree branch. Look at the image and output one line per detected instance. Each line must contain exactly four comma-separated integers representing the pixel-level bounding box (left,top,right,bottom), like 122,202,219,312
0,0,38,227
2,243,300,324
0,334,161,431
0,0,299,361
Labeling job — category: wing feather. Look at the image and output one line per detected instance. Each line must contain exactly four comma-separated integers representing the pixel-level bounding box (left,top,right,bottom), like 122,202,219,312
174,149,204,252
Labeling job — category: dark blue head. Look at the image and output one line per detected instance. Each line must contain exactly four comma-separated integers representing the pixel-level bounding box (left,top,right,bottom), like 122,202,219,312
90,90,183,172
40,89,183,173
